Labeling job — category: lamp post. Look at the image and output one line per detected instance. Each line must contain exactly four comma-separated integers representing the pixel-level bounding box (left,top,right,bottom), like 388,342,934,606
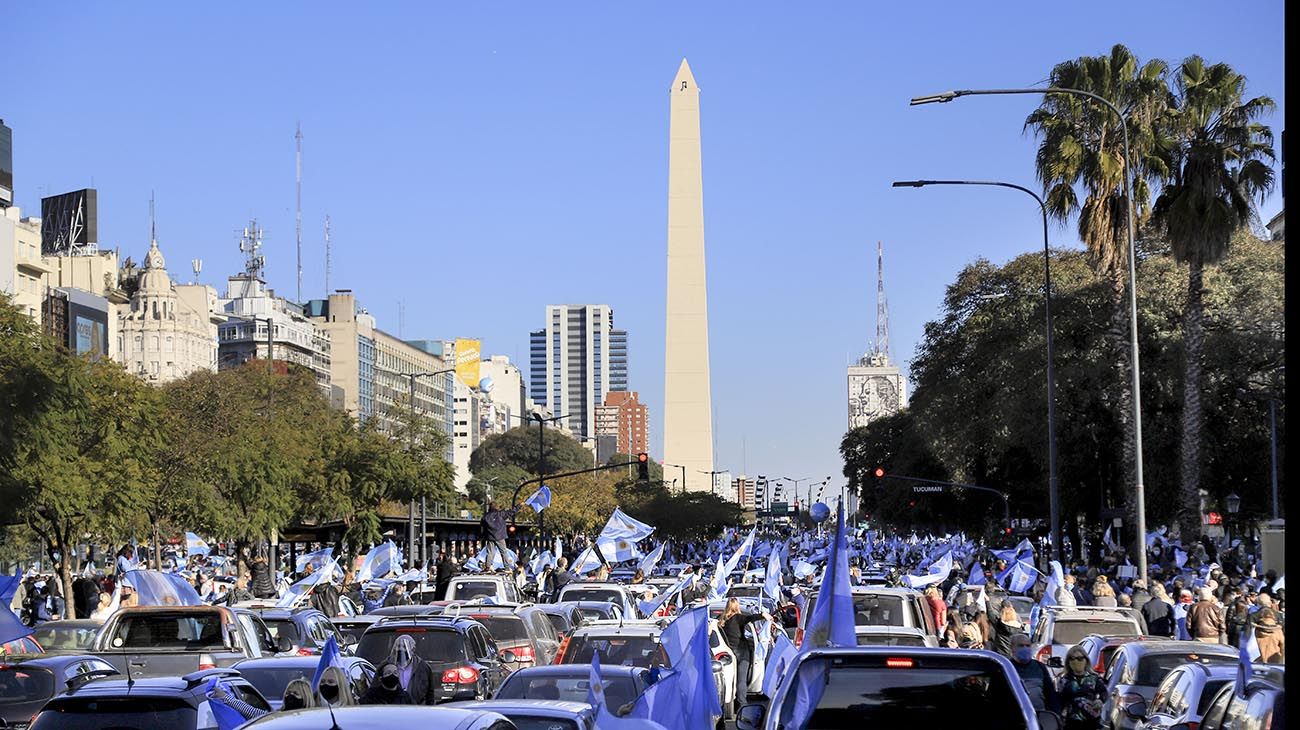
893,178,1060,561
911,86,1146,581
408,368,455,568
782,477,813,513
521,412,568,539
1237,387,1283,520
699,470,730,497
1225,492,1241,548
663,463,688,494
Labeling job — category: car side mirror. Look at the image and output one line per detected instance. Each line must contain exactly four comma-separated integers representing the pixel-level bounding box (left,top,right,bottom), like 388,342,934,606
500,649,517,663
1047,656,1063,668
1124,701,1147,720
1035,710,1061,730
275,636,293,654
737,703,765,730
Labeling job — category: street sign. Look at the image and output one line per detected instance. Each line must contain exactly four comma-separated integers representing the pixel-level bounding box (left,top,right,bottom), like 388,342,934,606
769,502,789,515
912,485,944,493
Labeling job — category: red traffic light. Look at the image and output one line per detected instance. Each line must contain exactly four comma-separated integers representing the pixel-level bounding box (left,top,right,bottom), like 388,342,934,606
908,500,916,508
638,453,649,463
1004,527,1012,534
873,467,886,479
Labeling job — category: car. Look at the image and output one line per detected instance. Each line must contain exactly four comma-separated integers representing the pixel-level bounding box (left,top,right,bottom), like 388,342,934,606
354,616,511,702
1076,633,1145,675
1098,639,1238,730
28,667,271,730
854,625,941,648
231,654,376,710
1127,661,1242,729
92,605,290,677
23,620,102,656
737,647,1062,729
796,586,937,645
512,605,562,666
1001,594,1037,624
1030,606,1142,675
535,603,584,641
0,654,119,728
331,614,381,647
241,705,516,729
556,583,641,620
447,699,594,729
552,623,669,669
445,575,523,604
459,611,548,672
0,637,43,657
1197,664,1284,730
240,606,345,656
492,664,650,709
555,600,623,624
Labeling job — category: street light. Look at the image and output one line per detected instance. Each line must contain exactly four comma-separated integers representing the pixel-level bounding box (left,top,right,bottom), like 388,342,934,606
1225,492,1241,547
912,85,1147,582
662,463,688,494
893,178,1061,562
408,368,455,568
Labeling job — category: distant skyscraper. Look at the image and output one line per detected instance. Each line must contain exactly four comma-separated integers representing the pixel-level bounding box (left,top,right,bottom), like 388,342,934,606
529,304,626,441
848,241,907,428
663,58,715,485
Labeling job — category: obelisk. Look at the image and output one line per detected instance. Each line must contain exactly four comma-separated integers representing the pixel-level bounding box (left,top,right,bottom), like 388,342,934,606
663,58,714,487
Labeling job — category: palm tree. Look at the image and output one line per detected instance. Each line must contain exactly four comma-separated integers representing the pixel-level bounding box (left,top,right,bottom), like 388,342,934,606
1024,45,1173,535
1152,57,1275,540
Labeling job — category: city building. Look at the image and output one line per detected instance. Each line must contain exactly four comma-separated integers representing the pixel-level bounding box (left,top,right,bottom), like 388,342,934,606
848,242,907,429
594,390,649,456
733,475,755,510
711,470,735,503
0,119,12,210
451,377,480,491
1267,209,1284,241
1,205,49,322
218,222,331,393
479,355,526,437
307,292,454,450
116,237,219,383
528,304,627,442
663,59,715,485
42,286,110,359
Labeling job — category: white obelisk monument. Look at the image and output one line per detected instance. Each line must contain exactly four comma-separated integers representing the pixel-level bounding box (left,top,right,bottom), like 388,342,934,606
663,58,714,487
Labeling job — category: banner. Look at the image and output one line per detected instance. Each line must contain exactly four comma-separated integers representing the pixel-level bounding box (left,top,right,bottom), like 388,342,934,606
455,338,481,388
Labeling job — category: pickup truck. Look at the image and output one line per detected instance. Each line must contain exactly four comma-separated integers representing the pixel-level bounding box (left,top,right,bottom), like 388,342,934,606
738,646,1063,730
91,605,291,678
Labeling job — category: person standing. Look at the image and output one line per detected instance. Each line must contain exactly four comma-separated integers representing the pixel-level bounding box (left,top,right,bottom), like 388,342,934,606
250,554,276,599
923,585,947,637
1091,576,1117,607
1188,587,1225,644
1009,633,1058,714
719,598,770,713
434,550,458,601
1056,644,1106,729
480,502,518,571
989,601,1026,658
1253,608,1285,663
1142,583,1175,637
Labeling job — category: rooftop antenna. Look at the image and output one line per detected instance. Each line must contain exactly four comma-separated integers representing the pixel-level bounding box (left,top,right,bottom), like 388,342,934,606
874,240,891,364
239,219,266,281
149,191,156,245
324,214,331,295
191,259,202,284
295,122,303,304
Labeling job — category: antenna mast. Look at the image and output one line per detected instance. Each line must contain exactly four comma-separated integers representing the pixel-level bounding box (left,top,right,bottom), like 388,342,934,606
239,219,266,281
324,214,331,295
875,240,891,362
149,191,156,244
295,122,303,303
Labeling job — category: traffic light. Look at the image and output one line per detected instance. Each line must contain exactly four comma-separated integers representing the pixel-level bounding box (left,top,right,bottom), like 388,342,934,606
872,466,886,492
637,452,650,481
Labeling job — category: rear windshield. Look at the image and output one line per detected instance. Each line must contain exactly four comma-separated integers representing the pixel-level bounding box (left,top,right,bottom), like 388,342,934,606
106,612,225,649
775,656,1027,728
561,588,623,605
498,672,640,709
511,718,581,730
263,619,301,644
29,626,99,652
0,666,54,704
1051,620,1138,646
543,613,572,634
805,595,909,627
235,666,311,703
30,697,195,729
451,581,500,599
856,633,928,647
563,636,666,668
1136,653,1235,686
576,606,613,620
472,615,529,642
355,629,466,667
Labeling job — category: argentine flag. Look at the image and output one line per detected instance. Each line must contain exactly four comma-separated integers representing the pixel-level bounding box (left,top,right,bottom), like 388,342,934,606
295,547,334,574
355,541,402,582
523,485,552,512
185,532,211,557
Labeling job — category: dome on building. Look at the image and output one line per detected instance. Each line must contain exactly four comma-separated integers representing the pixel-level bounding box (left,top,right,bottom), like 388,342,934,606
137,239,174,296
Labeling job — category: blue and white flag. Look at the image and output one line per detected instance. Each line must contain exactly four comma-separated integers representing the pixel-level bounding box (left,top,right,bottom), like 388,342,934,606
966,561,987,586
707,554,729,601
763,548,784,602
528,550,555,577
792,560,816,580
185,532,211,557
638,573,693,619
523,484,553,513
311,635,343,691
1235,625,1261,699
1002,560,1040,595
121,570,204,606
295,547,334,574
787,504,854,729
1174,547,1188,568
117,553,141,575
277,559,339,608
588,650,604,709
355,541,402,582
638,542,667,576
596,508,655,563
393,568,427,584
762,631,797,698
903,550,953,589
571,545,603,575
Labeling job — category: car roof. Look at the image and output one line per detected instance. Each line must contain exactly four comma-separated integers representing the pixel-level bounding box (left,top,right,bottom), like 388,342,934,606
2,654,109,670
243,706,509,728
561,582,628,590
62,669,250,698
448,699,594,716
1123,640,1238,658
233,655,373,670
504,663,647,679
252,608,322,619
30,619,103,629
852,626,928,636
557,600,621,610
369,616,480,631
569,624,661,638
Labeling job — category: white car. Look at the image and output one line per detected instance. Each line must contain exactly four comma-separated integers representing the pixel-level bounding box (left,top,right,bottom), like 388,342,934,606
854,625,941,648
1029,605,1142,677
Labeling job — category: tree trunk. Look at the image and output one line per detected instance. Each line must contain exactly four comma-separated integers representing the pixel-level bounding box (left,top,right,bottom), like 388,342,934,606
1179,259,1206,540
56,528,75,621
1104,272,1139,544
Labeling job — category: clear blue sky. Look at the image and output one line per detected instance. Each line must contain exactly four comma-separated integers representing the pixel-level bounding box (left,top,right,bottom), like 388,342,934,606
5,2,1285,492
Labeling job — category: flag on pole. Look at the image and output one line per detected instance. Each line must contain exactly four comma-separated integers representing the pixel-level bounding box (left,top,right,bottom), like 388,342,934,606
966,561,987,586
571,545,603,575
638,542,667,576
295,547,334,574
311,635,343,691
523,485,553,512
355,541,402,582
277,559,339,608
184,532,211,557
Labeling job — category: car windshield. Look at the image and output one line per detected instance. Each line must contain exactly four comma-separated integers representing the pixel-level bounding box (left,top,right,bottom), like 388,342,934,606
355,629,466,667
856,633,928,647
29,698,196,729
805,595,908,627
263,619,301,644
452,581,500,599
562,589,623,605
28,626,99,651
563,636,666,668
472,615,529,643
775,656,1027,728
1136,653,1235,685
576,606,614,620
1051,620,1138,646
107,612,225,649
0,666,54,704
497,672,640,708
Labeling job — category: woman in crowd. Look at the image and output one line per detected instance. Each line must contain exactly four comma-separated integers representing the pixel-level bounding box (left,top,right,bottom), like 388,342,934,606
1056,644,1106,729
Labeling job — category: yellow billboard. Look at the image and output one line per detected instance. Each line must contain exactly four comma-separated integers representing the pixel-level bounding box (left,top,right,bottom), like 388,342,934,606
455,338,481,388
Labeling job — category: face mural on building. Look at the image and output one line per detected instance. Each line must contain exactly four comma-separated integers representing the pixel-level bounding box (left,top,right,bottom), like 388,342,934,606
849,374,901,428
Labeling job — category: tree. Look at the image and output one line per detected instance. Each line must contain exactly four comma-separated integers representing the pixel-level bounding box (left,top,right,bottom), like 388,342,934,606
1024,44,1173,532
1152,56,1276,539
469,425,593,476
464,464,531,510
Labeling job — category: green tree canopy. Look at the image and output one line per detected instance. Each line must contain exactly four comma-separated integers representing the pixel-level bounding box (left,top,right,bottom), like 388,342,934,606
469,425,593,476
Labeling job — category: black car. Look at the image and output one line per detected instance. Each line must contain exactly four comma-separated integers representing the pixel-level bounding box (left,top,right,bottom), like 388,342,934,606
0,655,119,729
242,607,343,655
232,655,376,710
28,668,271,730
354,617,511,703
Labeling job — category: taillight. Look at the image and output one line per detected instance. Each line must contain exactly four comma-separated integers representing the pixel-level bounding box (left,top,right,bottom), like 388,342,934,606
512,645,535,661
794,628,804,647
885,658,914,668
441,666,480,684
297,647,314,656
554,637,570,664
198,654,217,670
1094,659,1105,673
1036,646,1052,663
